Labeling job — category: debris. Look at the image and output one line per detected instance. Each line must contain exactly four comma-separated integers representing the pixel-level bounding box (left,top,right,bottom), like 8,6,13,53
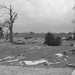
53,55,68,65
71,70,75,75
19,61,24,65
0,56,15,62
3,56,14,60
6,59,19,62
55,62,61,64
23,59,49,65
55,53,64,57
64,58,67,61
69,49,75,54
66,64,75,68
54,55,75,68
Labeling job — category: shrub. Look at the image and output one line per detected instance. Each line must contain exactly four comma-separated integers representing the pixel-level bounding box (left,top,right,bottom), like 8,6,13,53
44,32,55,46
66,36,73,40
44,32,61,46
55,36,61,46
24,36,32,39
0,27,4,39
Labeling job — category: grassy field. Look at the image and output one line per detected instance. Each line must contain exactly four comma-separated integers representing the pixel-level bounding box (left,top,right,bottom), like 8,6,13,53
0,38,75,68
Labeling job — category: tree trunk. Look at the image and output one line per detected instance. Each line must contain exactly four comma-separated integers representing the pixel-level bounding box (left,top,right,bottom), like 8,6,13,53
9,24,13,43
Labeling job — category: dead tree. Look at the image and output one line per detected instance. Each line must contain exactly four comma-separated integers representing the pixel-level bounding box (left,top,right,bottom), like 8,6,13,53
0,4,18,43
72,6,75,23
0,27,4,38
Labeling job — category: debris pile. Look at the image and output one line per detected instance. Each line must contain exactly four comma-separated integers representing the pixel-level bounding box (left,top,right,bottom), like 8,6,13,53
0,51,75,68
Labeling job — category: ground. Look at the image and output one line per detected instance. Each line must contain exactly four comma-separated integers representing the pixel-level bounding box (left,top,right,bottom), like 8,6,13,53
0,38,75,75
0,65,73,75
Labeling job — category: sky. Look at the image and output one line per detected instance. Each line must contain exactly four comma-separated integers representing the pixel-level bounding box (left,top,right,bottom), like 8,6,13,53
0,0,75,33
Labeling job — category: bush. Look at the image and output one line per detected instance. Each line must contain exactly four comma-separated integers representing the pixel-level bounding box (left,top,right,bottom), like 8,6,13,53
0,27,4,39
24,37,32,39
66,36,73,40
44,32,61,46
55,36,61,46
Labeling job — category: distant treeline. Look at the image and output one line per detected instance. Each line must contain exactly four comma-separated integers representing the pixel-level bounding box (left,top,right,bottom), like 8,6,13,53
14,32,73,39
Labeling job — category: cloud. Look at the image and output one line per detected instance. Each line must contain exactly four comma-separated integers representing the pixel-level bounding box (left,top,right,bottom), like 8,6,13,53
0,0,74,18
17,0,74,15
1,0,73,18
0,0,75,33
12,0,74,27
11,0,74,24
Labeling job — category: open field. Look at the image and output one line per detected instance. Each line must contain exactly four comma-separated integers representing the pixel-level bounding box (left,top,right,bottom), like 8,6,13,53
0,0,74,74
0,39,75,67
0,38,75,75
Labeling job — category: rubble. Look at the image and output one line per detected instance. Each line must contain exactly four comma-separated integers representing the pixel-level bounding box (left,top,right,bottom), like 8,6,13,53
71,70,75,75
7,59,19,62
0,52,74,69
3,56,14,60
55,53,64,57
23,59,49,65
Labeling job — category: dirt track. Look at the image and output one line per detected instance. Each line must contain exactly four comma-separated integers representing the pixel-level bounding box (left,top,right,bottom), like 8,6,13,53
0,65,73,75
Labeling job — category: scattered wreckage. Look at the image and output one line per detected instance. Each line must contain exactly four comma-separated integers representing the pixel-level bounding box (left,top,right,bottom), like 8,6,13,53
0,52,75,69
20,59,50,65
0,55,60,66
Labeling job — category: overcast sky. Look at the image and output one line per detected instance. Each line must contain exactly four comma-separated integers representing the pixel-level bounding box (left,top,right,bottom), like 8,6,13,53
0,0,75,33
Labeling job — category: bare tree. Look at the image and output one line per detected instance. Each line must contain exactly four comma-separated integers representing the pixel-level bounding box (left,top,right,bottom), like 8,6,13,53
72,5,75,23
0,27,4,38
0,4,18,43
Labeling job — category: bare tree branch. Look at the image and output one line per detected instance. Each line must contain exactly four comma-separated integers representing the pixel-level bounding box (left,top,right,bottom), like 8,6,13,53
0,13,9,18
0,4,17,19
0,4,10,10
0,21,9,28
12,13,18,23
